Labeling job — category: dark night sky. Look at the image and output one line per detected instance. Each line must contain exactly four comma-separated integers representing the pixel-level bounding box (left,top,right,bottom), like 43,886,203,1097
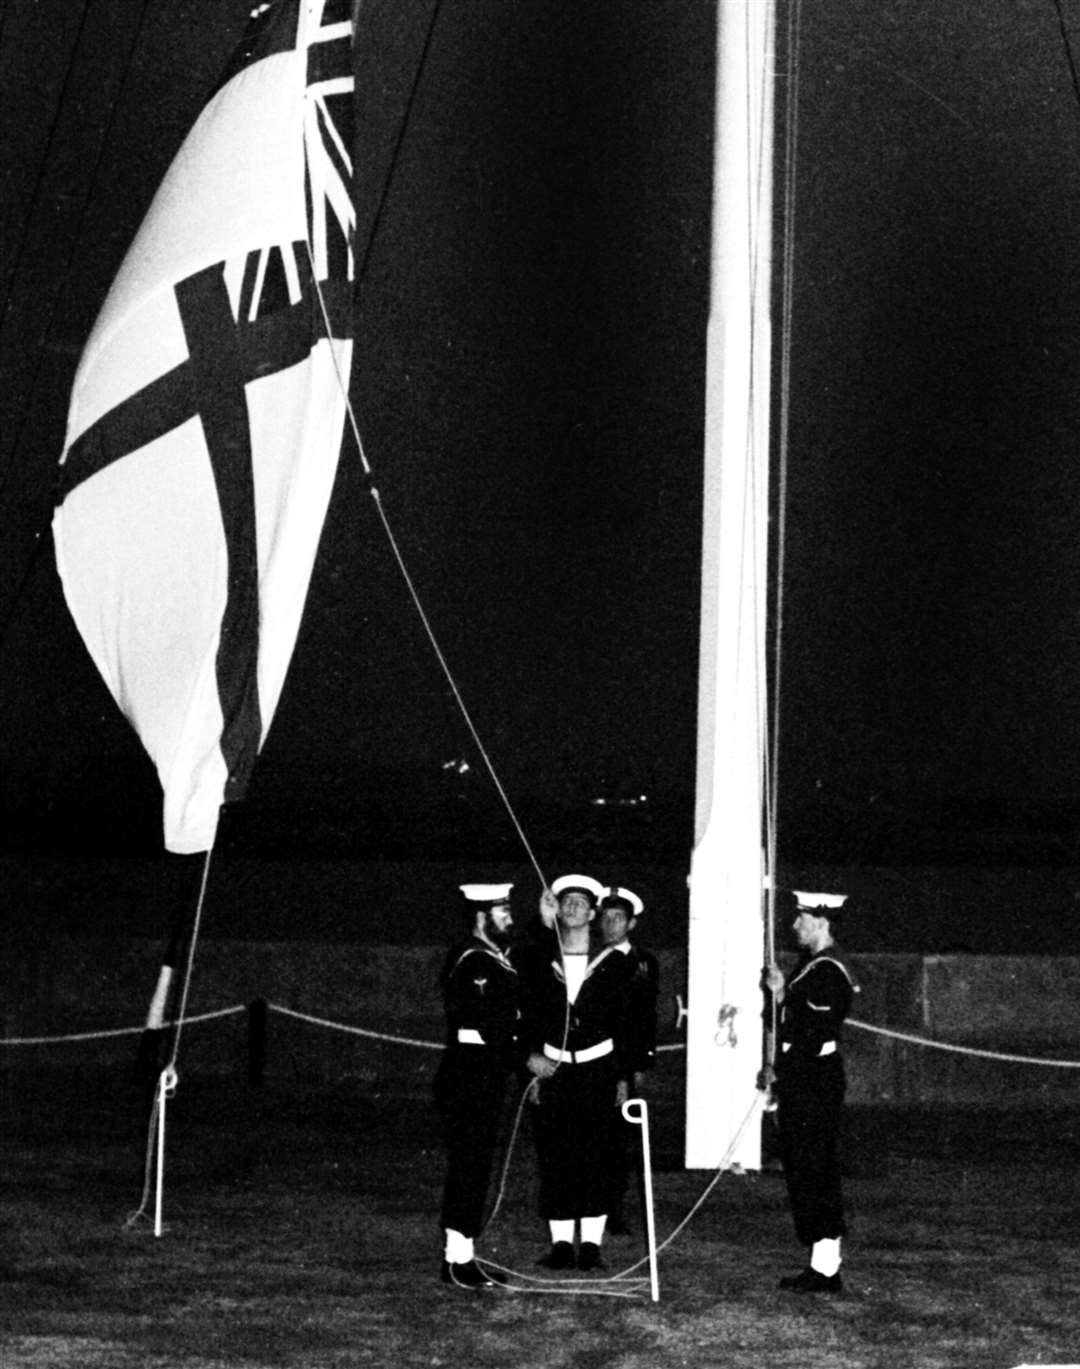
777,0,1080,864
5,0,1080,879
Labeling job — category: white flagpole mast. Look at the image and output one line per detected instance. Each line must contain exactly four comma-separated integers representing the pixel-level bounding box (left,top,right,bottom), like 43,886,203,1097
684,0,776,1170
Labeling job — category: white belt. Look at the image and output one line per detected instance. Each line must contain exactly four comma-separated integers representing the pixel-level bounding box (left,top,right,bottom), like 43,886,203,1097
780,1040,836,1056
543,1038,613,1064
457,1028,485,1045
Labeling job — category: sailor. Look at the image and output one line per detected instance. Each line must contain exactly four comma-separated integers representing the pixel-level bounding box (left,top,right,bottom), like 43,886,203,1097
434,882,520,1289
598,885,659,1235
762,890,856,1293
522,873,634,1271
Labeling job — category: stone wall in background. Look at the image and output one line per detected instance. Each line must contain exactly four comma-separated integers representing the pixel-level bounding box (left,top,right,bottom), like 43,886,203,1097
3,937,1080,1111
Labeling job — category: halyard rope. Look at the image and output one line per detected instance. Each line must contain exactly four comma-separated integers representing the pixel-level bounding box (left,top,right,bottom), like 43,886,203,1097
124,843,217,1231
166,844,215,1073
475,1090,765,1299
305,244,549,901
765,0,805,1053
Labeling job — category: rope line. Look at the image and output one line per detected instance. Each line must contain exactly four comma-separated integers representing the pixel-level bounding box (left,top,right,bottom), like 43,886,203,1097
165,844,215,1072
478,1090,765,1298
761,0,804,1034
306,245,548,885
129,841,213,1233
301,3,549,901
765,0,804,1047
352,0,446,292
745,1,777,1012
482,1276,645,1301
368,488,549,894
0,0,157,513
125,1082,164,1231
609,1090,765,1281
0,0,95,332
7,1003,1080,1069
268,1002,440,1049
474,1082,660,1297
845,1018,1080,1068
0,0,158,649
0,1005,244,1046
305,283,548,901
478,1074,536,1236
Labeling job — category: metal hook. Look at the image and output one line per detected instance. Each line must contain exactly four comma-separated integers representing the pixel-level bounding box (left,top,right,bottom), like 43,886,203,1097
714,1003,739,1048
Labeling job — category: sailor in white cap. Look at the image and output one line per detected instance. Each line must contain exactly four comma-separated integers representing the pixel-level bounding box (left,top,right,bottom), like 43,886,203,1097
521,873,636,1271
599,886,659,1234
762,890,856,1293
434,882,520,1288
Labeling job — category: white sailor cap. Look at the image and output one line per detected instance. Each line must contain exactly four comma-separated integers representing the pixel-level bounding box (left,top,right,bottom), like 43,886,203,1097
600,886,644,918
551,873,604,904
793,890,848,910
459,882,514,905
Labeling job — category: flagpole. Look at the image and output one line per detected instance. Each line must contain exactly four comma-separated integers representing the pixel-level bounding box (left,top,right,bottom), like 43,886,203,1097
684,0,776,1170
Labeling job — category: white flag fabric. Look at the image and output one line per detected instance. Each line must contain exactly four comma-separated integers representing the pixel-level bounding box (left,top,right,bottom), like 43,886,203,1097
54,0,356,853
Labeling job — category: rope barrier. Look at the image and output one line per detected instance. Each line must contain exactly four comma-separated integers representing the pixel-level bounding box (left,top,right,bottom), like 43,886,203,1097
6,1003,1080,1070
845,1017,1080,1069
267,1002,441,1049
0,1005,245,1046
9,995,1080,1284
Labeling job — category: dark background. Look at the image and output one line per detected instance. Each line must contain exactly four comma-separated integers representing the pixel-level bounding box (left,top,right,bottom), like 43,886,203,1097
5,1,1080,936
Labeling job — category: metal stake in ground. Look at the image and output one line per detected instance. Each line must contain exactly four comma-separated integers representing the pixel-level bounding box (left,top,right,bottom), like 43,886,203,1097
622,1097,659,1302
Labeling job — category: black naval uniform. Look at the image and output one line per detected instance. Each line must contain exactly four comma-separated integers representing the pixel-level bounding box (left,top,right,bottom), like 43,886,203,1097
620,941,660,1078
522,936,634,1223
434,934,520,1241
773,947,855,1248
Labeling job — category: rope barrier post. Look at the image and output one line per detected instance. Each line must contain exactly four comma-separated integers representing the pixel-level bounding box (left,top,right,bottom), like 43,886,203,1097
621,1097,659,1302
153,1064,177,1238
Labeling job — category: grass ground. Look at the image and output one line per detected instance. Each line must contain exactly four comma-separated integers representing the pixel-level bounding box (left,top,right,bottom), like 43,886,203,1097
2,1065,1080,1369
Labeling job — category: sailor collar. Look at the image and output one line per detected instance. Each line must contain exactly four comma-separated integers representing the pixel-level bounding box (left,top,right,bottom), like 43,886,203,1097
787,951,853,991
551,943,617,983
455,938,515,976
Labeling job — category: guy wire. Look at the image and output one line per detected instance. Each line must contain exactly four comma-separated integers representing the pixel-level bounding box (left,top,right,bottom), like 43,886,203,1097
0,0,157,513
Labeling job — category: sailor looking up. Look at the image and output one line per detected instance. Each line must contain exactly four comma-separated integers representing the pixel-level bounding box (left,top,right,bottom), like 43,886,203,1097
521,873,635,1272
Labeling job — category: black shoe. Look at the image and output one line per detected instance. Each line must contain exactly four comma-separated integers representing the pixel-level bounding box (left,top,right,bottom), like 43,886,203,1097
538,1241,575,1270
576,1242,605,1272
441,1259,501,1288
779,1266,843,1293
